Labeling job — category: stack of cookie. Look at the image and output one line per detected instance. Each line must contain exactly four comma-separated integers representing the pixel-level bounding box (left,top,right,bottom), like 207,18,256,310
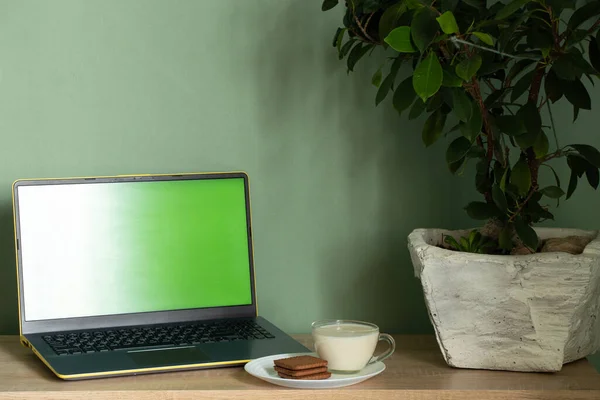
273,355,330,380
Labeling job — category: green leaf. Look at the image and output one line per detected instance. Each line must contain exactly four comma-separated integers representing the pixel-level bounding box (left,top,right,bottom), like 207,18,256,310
548,164,562,188
567,1,600,33
586,167,599,190
552,54,582,81
448,157,466,174
527,27,553,50
375,72,395,106
393,76,417,115
500,167,509,191
562,78,592,110
574,106,580,122
322,0,339,11
385,26,417,53
460,102,483,141
339,39,356,60
446,136,472,163
515,218,539,251
496,0,532,20
499,12,529,51
442,67,463,87
566,29,589,48
478,61,505,77
379,2,409,42
347,43,373,72
569,144,600,168
499,225,513,251
492,184,508,213
533,131,549,159
436,11,459,34
541,186,565,199
444,235,461,249
441,0,459,12
372,68,383,87
468,230,478,247
485,88,509,108
463,0,485,10
511,158,532,196
333,27,343,49
456,55,482,81
515,129,540,149
405,0,425,9
426,91,444,112
451,89,473,122
507,59,535,84
413,53,443,102
519,102,542,135
408,98,426,120
422,108,447,147
568,154,589,177
495,115,526,136
472,32,495,46
566,169,578,199
546,0,576,14
475,160,490,194
411,7,440,52
590,38,600,72
511,70,534,102
544,70,563,103
362,0,382,13
464,202,501,220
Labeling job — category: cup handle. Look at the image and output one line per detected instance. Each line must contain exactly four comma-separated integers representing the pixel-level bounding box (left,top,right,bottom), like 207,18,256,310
368,333,395,365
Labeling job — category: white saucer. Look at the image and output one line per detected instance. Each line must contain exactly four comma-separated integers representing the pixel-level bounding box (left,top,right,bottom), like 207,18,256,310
244,352,386,389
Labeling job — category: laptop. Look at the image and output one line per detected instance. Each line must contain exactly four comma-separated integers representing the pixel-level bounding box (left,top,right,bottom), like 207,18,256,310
12,172,308,380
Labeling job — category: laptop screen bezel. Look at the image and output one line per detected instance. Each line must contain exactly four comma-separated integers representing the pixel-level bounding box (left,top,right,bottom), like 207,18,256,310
13,172,258,335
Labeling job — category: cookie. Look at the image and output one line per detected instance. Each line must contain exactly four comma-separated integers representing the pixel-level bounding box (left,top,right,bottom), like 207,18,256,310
277,371,332,380
274,365,328,377
273,355,328,370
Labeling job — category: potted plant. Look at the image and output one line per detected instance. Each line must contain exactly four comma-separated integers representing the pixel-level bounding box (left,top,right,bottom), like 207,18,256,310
322,0,600,372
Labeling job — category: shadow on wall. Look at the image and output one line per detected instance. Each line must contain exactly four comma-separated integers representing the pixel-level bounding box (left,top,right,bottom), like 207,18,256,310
250,0,458,332
0,202,18,334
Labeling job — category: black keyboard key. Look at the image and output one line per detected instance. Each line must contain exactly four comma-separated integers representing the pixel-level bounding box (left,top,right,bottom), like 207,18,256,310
264,334,275,339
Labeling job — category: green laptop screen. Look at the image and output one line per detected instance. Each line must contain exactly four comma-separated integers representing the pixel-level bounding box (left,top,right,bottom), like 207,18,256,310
17,177,253,321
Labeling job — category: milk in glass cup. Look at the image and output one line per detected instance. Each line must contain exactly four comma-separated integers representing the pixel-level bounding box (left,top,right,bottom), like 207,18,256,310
311,320,395,372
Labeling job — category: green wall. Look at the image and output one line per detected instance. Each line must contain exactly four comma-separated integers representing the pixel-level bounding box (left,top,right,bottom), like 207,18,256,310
0,0,598,370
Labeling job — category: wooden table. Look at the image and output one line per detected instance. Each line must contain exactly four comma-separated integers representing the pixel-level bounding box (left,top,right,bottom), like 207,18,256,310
0,335,598,399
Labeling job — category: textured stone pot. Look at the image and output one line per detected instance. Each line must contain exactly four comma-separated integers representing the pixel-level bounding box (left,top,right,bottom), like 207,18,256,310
408,227,600,372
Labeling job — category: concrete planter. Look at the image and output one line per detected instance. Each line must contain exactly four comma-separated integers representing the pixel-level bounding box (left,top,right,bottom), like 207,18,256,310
408,227,600,372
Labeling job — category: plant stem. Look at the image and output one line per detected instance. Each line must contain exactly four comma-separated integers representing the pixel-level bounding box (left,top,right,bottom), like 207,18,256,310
353,14,377,44
588,19,600,35
528,64,545,103
467,78,499,202
547,101,559,150
508,189,537,224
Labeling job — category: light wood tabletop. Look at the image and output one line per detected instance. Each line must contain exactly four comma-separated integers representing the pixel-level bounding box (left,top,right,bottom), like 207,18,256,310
0,334,598,399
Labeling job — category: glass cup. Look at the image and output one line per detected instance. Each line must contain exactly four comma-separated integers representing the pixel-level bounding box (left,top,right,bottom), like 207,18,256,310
311,319,395,372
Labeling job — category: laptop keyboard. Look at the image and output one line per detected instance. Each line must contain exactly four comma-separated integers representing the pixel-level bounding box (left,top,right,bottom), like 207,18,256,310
42,320,275,356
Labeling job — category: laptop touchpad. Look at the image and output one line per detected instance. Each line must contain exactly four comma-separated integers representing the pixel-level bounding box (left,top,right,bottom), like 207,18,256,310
127,347,210,367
